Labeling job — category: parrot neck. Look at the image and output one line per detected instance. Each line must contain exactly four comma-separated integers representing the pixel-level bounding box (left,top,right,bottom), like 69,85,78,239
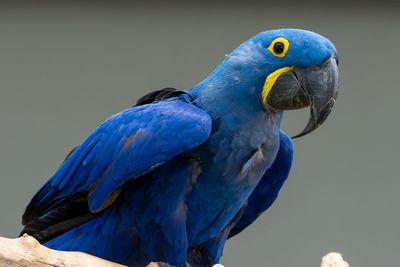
188,60,281,125
188,74,284,147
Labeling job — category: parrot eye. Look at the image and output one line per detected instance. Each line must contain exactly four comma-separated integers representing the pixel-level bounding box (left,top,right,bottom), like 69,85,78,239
273,42,284,54
268,37,290,58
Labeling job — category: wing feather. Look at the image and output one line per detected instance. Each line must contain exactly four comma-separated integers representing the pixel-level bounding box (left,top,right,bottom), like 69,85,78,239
23,94,212,225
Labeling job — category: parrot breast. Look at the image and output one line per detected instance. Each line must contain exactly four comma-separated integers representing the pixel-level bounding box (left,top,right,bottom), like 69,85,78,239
183,107,283,245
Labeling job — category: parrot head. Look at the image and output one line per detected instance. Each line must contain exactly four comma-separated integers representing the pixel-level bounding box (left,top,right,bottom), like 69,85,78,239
197,29,339,138
257,29,339,138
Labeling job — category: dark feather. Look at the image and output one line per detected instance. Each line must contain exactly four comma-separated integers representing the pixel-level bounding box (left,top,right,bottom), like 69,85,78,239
135,88,186,106
20,192,103,244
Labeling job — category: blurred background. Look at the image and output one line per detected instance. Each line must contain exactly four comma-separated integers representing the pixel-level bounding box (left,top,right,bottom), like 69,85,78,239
0,1,399,266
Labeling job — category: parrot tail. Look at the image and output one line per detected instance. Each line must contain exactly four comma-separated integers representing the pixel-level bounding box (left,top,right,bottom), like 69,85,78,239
20,191,103,244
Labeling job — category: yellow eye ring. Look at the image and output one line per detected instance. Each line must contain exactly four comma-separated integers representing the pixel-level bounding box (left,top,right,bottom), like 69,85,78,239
268,37,290,57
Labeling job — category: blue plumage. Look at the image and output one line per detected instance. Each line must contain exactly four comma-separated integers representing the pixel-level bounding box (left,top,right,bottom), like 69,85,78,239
27,96,211,215
21,29,339,266
230,130,293,236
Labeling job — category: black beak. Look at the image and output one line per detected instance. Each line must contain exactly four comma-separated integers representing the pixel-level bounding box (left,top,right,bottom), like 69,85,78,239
266,55,339,138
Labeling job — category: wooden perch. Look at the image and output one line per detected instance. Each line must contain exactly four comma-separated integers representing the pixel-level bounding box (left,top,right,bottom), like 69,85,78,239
0,234,349,267
0,234,158,267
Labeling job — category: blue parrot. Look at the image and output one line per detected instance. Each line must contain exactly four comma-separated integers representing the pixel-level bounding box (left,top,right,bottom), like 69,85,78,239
21,29,339,267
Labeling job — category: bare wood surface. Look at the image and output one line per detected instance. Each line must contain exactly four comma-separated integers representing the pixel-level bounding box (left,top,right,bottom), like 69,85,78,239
321,252,350,267
0,234,159,267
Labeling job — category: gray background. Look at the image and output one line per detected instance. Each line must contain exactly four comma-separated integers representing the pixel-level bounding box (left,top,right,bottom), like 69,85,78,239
0,1,399,266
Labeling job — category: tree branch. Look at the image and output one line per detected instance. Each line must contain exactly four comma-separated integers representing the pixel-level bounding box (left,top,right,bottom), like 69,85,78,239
0,234,158,267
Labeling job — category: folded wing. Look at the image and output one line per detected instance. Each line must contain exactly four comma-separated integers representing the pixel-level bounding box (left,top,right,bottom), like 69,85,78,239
22,94,212,239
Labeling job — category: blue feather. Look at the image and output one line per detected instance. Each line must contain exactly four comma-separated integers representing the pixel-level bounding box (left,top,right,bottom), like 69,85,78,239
232,130,293,233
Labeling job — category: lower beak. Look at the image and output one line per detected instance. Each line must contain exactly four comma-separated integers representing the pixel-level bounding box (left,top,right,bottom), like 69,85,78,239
266,55,339,138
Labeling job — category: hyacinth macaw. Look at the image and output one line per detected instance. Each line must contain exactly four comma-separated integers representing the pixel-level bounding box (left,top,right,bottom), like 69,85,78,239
21,29,339,267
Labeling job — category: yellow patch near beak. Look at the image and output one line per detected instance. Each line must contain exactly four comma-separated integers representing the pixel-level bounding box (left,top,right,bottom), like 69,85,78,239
262,66,294,104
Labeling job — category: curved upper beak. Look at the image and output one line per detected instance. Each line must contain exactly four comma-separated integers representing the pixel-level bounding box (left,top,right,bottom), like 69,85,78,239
265,54,339,138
